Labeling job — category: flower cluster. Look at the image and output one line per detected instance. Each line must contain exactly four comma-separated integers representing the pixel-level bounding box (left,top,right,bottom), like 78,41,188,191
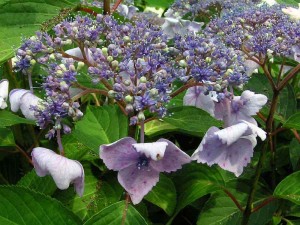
170,0,260,19
173,33,249,90
205,4,300,57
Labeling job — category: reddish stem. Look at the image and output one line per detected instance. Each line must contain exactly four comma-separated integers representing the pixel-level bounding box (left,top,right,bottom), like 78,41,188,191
121,193,131,225
77,7,98,17
223,188,244,212
111,0,123,13
252,197,276,213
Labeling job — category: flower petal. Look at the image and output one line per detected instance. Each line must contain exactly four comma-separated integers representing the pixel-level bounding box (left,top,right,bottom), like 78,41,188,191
183,87,215,116
192,127,255,177
215,122,250,146
132,142,168,161
19,92,43,120
239,90,268,116
31,147,84,196
192,126,223,165
100,137,139,171
0,79,9,100
9,89,31,112
216,137,254,177
118,164,160,204
150,139,191,172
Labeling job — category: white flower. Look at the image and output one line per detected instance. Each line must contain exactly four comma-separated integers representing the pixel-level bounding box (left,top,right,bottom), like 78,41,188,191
9,89,44,120
0,79,9,109
32,147,84,196
282,4,300,21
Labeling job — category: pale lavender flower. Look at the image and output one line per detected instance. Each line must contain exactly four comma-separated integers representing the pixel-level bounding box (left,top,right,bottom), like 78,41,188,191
161,9,203,39
100,137,191,204
183,86,217,116
9,89,44,120
0,79,9,109
32,147,84,196
282,4,300,21
215,90,268,126
192,120,266,176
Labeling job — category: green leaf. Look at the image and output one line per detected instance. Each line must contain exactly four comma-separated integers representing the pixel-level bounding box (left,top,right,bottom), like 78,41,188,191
72,105,128,153
83,201,148,225
17,170,57,195
145,174,176,216
62,133,98,161
278,84,297,119
0,127,15,146
284,112,300,130
0,185,81,224
168,164,227,224
0,0,77,63
144,120,177,136
274,171,300,204
289,138,300,171
197,191,278,225
54,164,123,221
0,111,35,127
163,106,222,137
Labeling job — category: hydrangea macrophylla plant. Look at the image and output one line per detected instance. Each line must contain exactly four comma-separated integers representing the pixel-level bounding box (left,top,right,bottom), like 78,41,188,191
0,79,9,109
31,147,84,196
192,121,266,176
100,137,191,204
9,89,44,120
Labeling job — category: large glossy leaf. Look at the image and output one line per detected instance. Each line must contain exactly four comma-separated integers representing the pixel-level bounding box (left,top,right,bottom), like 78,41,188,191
54,164,123,221
17,170,57,195
278,84,297,119
0,185,81,224
284,113,300,131
144,174,176,216
0,111,35,127
83,201,148,225
167,164,228,224
163,106,222,137
274,171,300,205
0,0,77,63
72,105,128,154
197,191,278,225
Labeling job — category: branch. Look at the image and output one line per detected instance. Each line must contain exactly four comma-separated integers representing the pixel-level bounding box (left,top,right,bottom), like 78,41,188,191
111,0,123,13
223,188,244,212
278,63,300,91
170,81,203,98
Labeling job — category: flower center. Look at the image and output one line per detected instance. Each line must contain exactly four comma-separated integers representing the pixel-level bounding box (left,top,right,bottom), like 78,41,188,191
137,155,149,169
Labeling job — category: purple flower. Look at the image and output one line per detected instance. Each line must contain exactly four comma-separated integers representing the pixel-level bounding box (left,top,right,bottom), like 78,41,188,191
32,147,84,196
192,121,266,176
215,90,268,126
0,79,9,109
100,137,191,204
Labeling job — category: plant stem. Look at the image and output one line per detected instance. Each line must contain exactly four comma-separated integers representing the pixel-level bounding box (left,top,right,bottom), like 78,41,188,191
103,0,110,15
111,0,123,13
121,193,131,225
278,63,300,91
140,120,145,143
242,90,280,225
56,129,64,155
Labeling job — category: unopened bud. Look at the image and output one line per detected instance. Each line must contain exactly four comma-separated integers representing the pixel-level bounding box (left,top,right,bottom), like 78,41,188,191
138,111,145,121
125,95,133,103
111,60,119,68
108,90,116,98
139,76,147,83
150,88,158,96
77,62,85,70
30,59,36,65
107,56,113,62
179,59,187,67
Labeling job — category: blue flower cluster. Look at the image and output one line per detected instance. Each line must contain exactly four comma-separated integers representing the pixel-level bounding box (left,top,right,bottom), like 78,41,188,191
205,4,300,56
